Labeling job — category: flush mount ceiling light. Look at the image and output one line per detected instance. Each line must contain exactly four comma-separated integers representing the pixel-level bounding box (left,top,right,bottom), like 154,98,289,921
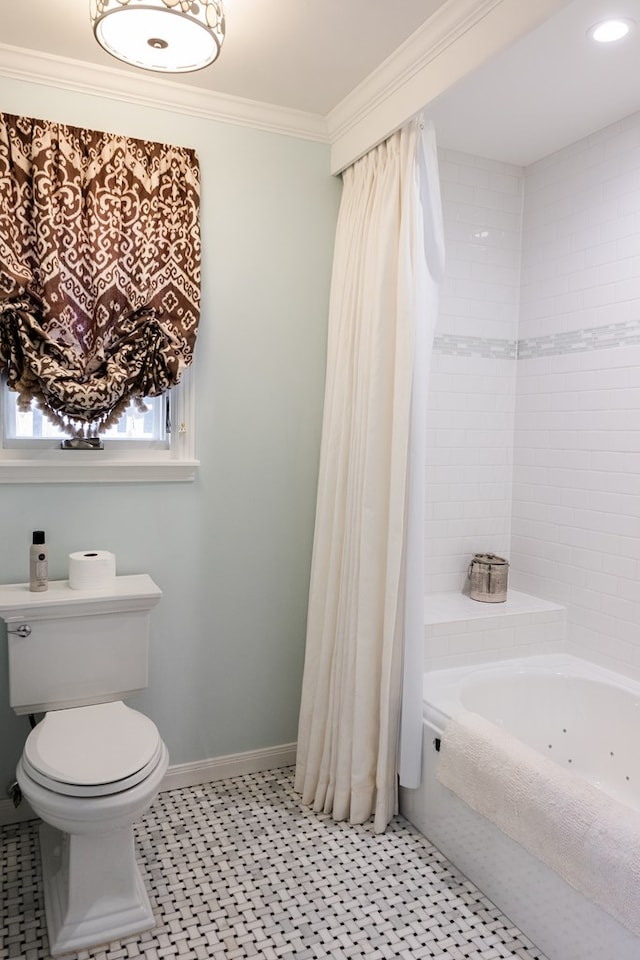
90,0,225,73
588,18,633,43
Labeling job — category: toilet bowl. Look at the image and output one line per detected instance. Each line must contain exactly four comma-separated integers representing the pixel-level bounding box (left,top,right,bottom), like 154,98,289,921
0,574,167,957
16,700,169,956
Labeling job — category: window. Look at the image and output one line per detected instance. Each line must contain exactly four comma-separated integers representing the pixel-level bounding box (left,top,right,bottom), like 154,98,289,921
0,114,201,484
4,391,168,446
0,373,198,484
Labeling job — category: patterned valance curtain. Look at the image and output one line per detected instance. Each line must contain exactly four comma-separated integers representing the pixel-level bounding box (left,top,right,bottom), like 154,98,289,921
0,113,201,436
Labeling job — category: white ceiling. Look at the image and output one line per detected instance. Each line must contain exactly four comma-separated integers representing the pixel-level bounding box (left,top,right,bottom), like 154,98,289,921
427,0,640,166
1,0,640,166
0,0,446,116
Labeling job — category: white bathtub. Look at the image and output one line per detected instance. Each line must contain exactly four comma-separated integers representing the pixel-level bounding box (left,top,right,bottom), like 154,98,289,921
399,654,640,960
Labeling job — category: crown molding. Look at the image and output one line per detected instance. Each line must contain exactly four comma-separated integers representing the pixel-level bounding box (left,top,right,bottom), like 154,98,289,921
0,0,571,167
327,0,570,173
0,42,329,143
327,0,504,145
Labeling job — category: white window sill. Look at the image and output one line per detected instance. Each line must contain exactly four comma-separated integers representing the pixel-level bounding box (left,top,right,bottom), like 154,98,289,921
0,456,199,484
0,370,198,483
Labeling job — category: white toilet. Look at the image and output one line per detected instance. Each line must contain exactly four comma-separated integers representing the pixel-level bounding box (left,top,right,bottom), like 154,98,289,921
0,574,169,957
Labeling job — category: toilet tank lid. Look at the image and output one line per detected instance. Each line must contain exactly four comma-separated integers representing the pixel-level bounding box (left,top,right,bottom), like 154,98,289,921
24,701,161,786
0,574,161,621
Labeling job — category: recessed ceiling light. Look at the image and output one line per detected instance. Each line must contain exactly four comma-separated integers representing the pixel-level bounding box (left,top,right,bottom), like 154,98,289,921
588,18,633,43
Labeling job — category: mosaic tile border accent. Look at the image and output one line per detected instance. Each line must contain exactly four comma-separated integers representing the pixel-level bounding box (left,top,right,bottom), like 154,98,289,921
517,319,640,359
0,767,548,960
434,320,640,361
434,334,516,360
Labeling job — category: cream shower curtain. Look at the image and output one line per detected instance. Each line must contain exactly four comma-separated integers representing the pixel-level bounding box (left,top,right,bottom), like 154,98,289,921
295,116,444,833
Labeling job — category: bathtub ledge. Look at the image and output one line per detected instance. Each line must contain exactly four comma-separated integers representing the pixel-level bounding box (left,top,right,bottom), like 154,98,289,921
423,590,566,669
425,589,564,625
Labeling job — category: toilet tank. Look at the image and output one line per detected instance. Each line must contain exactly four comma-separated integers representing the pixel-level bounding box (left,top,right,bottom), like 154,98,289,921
0,574,162,715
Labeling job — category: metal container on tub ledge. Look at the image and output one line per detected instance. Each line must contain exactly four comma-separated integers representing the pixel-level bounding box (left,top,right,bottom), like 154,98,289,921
468,553,509,602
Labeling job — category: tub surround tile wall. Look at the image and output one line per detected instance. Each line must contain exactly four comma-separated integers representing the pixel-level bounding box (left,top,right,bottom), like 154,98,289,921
437,149,523,344
426,150,523,594
513,345,640,676
426,353,516,594
518,317,640,359
430,113,640,680
519,110,640,343
512,108,640,681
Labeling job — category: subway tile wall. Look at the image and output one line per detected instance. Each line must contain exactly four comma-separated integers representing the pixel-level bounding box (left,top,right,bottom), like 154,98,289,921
429,111,640,679
513,347,640,674
424,609,565,671
512,109,640,678
436,150,523,342
519,111,640,342
425,150,522,594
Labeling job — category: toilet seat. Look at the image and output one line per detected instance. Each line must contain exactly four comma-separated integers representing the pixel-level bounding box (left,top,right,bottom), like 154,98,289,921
23,701,163,798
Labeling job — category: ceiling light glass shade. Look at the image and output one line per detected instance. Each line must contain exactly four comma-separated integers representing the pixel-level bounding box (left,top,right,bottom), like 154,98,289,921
588,18,633,43
90,0,225,73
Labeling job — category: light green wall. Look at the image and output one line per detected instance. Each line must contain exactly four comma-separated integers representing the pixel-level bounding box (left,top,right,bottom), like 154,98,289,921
0,78,341,791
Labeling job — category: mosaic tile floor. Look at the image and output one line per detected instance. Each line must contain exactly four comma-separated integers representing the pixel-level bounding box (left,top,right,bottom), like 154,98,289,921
1,767,548,960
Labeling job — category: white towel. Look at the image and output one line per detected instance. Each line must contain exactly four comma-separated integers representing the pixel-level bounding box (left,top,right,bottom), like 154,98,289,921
437,710,640,937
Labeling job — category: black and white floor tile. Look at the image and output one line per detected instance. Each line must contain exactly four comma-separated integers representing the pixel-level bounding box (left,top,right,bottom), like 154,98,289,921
1,768,547,960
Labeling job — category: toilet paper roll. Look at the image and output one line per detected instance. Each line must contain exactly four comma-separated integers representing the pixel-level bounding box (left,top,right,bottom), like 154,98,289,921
68,550,117,590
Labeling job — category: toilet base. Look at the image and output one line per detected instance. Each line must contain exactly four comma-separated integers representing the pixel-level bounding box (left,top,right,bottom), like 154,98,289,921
40,821,155,956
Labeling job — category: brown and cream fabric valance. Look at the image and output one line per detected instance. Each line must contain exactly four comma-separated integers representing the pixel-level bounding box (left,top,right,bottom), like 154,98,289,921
0,113,201,436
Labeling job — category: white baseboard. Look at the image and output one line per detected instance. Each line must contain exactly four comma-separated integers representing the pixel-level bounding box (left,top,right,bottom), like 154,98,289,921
0,742,297,827
160,742,297,792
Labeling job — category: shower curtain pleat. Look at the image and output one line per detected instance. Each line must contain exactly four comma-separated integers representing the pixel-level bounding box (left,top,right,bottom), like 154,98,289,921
295,117,444,832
